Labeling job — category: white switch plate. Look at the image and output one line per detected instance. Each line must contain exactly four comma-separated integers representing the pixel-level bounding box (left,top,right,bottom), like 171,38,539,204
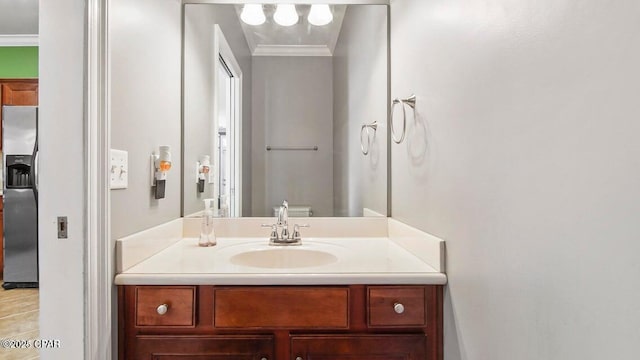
110,149,128,189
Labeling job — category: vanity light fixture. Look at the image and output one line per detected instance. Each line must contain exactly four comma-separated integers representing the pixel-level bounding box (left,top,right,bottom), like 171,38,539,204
308,4,333,26
196,155,211,193
273,4,298,26
151,146,172,199
240,4,266,26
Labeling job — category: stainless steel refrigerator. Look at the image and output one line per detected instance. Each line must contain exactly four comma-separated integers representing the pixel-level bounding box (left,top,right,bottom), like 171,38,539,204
2,105,38,289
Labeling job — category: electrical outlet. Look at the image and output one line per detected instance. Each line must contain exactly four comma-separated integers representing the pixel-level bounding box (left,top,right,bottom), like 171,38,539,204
110,149,128,189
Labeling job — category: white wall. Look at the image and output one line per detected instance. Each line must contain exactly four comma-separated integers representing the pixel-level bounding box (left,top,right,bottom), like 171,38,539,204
251,56,334,216
110,0,182,239
390,0,640,359
183,4,252,216
39,0,85,358
333,5,387,216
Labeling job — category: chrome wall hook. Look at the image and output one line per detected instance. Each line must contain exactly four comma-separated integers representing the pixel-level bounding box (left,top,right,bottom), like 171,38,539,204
402,94,416,109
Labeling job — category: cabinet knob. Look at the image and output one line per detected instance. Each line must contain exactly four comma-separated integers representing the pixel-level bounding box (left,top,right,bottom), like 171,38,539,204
393,302,405,314
261,358,268,360
296,357,303,360
156,304,169,315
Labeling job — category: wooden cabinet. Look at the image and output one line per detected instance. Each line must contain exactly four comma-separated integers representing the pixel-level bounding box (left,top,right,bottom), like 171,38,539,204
119,285,443,360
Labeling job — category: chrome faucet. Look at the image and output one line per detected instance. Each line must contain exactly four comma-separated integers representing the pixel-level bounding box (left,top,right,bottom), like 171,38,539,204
277,200,290,240
261,200,308,246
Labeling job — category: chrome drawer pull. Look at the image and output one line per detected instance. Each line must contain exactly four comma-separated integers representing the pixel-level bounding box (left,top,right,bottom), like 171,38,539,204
393,302,405,314
156,304,168,315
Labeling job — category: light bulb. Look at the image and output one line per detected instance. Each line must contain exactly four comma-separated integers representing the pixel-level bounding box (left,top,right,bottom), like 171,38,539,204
158,160,172,172
274,4,298,27
240,4,265,26
308,4,333,26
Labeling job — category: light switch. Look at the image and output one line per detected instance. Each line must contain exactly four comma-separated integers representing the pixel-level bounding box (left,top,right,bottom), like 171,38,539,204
110,149,128,189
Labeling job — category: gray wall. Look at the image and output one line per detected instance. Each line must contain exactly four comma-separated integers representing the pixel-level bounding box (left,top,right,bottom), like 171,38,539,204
390,0,640,359
0,0,37,34
251,57,334,216
110,0,182,239
333,5,388,216
183,4,253,216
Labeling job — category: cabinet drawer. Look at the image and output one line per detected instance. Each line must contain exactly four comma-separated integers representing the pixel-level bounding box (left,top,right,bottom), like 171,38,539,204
135,286,196,327
135,335,274,360
368,286,426,327
214,287,349,329
291,334,427,360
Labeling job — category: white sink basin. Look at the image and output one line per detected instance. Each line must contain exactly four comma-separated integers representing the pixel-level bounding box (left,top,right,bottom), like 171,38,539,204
230,248,338,269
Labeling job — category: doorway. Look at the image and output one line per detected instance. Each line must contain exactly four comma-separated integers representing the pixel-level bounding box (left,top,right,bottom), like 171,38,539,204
213,25,242,217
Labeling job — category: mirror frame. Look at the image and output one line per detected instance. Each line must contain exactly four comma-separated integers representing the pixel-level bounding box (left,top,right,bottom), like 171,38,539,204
181,0,392,218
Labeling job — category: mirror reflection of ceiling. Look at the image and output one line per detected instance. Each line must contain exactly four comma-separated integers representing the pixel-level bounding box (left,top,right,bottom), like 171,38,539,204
0,0,38,35
235,4,347,56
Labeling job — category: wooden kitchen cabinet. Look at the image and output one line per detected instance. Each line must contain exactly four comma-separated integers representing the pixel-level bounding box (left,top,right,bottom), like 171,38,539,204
119,285,443,360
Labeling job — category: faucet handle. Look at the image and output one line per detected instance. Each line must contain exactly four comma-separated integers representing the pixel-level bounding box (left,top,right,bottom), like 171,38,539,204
261,224,278,242
292,224,310,241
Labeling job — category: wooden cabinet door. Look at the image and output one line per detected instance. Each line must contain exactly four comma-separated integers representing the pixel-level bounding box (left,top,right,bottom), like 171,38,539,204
134,335,274,360
291,335,427,360
1,82,38,106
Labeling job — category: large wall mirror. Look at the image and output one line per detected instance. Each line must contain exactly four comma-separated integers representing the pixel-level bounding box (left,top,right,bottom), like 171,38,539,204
183,2,389,218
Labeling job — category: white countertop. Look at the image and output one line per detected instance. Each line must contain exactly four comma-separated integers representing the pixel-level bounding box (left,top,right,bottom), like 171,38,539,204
114,237,447,286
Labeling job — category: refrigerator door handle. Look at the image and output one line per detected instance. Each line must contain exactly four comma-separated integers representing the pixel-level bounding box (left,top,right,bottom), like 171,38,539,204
31,139,39,205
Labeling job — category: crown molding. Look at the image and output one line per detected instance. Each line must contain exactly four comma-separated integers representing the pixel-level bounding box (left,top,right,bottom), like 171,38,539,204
253,44,333,57
0,34,39,46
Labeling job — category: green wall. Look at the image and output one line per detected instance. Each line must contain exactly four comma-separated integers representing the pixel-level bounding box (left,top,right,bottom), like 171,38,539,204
0,47,38,78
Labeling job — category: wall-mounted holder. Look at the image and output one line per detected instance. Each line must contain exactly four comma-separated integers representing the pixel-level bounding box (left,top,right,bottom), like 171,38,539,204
196,155,211,193
390,94,416,144
150,146,172,199
360,121,378,155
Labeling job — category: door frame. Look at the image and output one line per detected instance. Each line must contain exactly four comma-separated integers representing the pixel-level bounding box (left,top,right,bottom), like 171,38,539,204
86,0,112,358
39,0,107,358
212,25,242,217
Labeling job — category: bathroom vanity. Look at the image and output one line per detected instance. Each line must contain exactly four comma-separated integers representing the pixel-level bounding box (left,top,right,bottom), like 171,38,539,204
115,218,446,360
119,284,442,359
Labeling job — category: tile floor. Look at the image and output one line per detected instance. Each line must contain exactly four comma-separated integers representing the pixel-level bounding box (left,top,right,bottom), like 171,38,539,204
0,276,39,360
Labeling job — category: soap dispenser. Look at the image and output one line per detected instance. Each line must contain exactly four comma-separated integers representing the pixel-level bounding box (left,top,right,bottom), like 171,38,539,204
198,198,216,247
219,195,229,217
